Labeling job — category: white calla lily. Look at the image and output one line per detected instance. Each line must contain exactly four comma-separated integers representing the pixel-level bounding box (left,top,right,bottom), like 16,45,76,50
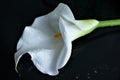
15,3,99,76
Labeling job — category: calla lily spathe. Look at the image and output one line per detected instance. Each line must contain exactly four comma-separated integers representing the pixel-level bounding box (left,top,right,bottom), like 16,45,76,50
15,3,99,76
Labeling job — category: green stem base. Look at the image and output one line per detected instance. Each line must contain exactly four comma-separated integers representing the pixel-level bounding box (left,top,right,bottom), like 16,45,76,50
97,19,120,28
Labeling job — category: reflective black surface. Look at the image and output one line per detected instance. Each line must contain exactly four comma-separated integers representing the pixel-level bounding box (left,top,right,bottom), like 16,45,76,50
2,0,120,80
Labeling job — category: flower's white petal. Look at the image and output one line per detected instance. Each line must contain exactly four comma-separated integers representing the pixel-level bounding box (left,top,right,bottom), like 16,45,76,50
15,48,63,76
49,3,75,21
29,49,61,76
57,17,72,69
15,26,54,66
47,3,75,32
31,16,57,33
57,18,98,69
59,17,81,41
59,17,99,41
57,44,72,69
31,3,75,33
17,26,63,49
15,26,64,75
15,48,31,71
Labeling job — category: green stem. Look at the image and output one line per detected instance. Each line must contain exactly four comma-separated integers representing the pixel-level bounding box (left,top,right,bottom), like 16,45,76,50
97,19,120,28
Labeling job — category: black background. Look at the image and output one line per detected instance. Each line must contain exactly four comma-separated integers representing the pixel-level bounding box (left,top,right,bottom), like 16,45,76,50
1,0,120,80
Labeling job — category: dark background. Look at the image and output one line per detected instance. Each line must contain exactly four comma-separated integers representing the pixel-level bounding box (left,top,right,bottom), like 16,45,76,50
1,0,120,80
